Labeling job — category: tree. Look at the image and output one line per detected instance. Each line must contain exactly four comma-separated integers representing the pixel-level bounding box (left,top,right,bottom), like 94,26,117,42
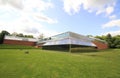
38,34,44,39
17,33,24,37
11,32,18,36
106,33,114,48
95,34,120,48
113,36,120,48
0,30,10,44
24,35,34,38
102,34,120,48
95,35,106,40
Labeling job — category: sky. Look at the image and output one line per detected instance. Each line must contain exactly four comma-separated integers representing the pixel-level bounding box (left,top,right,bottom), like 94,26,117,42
0,0,120,37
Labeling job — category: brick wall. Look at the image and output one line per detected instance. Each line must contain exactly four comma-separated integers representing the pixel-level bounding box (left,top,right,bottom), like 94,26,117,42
3,39,36,46
93,41,108,50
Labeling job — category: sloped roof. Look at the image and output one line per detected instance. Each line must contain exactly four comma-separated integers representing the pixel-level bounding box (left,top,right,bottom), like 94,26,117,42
43,32,96,47
4,35,37,42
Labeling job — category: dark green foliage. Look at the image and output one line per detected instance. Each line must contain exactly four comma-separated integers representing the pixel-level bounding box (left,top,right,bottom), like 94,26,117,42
24,35,34,38
16,33,34,38
95,35,106,40
0,30,10,44
0,34,2,44
106,34,113,48
16,33,24,37
95,34,120,48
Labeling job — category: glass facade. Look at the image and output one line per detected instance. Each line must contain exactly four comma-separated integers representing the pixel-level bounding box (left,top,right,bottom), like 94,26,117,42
44,38,70,46
50,32,69,40
42,32,96,47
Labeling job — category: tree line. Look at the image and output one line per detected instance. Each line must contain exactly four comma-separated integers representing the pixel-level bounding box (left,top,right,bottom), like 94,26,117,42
0,30,10,44
95,34,120,48
0,30,34,44
0,30,120,48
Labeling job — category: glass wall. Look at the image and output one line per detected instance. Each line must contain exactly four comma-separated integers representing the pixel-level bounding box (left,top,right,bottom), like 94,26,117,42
51,32,69,40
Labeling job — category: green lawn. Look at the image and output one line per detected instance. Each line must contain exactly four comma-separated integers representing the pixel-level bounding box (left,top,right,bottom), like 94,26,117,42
0,49,120,78
0,44,36,49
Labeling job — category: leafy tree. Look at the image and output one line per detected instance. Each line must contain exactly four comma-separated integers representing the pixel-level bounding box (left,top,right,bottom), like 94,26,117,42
106,33,113,48
113,36,120,48
95,35,106,40
17,33,24,37
0,30,10,44
95,33,120,48
16,33,34,38
11,32,18,36
24,35,34,38
38,34,44,39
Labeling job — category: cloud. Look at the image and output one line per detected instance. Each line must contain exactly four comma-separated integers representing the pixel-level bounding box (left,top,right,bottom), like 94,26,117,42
0,0,57,24
0,14,43,33
23,27,39,34
0,16,57,37
39,29,58,37
63,0,82,15
109,15,116,19
103,30,120,36
63,0,116,16
102,19,120,28
23,0,54,12
33,13,58,24
0,0,53,10
106,6,114,15
0,0,58,37
0,0,23,9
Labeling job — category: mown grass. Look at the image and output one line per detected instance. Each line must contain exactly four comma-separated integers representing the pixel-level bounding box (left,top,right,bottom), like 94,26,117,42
0,49,120,78
0,44,36,49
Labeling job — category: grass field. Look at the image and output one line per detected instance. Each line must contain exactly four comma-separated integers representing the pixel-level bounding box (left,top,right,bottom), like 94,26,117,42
0,49,120,78
0,44,36,49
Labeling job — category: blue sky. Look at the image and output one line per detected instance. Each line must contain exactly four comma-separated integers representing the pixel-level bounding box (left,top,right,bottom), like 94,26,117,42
0,0,120,37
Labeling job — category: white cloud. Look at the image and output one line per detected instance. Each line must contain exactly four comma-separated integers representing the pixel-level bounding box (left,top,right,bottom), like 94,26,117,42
106,6,114,15
0,0,58,37
63,0,82,15
63,0,116,16
23,27,39,35
23,0,54,12
0,14,42,33
39,30,58,37
0,16,57,37
33,13,58,24
103,30,120,36
0,0,23,9
0,0,53,10
102,19,120,28
109,14,116,19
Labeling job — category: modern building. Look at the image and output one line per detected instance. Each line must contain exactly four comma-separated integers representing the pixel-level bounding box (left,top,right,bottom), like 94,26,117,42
40,32,108,51
3,31,108,50
3,35,37,46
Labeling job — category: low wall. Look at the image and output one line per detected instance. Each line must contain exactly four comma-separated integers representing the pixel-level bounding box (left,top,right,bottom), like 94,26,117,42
93,41,108,50
3,39,36,46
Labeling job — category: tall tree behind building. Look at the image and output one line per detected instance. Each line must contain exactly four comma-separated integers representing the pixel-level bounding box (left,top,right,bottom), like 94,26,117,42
38,33,44,39
0,30,10,44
